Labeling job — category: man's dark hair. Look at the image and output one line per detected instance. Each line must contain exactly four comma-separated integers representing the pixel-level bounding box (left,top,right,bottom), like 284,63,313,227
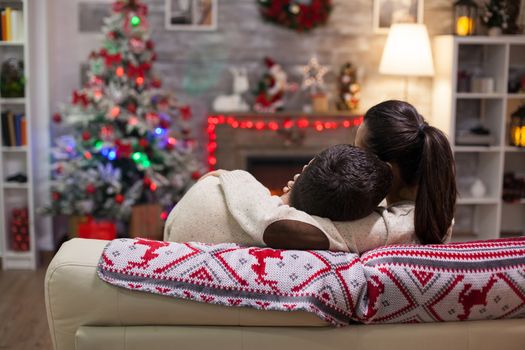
290,144,392,221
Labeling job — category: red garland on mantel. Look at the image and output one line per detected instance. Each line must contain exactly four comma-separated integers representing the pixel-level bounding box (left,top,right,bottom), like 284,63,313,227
257,0,332,32
206,114,363,170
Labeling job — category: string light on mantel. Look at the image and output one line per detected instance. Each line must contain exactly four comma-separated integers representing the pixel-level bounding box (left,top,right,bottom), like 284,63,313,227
206,114,363,170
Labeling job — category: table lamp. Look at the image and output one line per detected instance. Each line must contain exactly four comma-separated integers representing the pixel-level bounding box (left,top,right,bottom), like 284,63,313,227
379,23,434,101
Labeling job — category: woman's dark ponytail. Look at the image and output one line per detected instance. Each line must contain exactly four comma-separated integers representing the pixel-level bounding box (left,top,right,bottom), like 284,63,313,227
363,100,457,244
415,125,457,244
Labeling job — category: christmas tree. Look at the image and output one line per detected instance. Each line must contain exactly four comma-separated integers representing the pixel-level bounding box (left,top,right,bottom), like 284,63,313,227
46,0,203,221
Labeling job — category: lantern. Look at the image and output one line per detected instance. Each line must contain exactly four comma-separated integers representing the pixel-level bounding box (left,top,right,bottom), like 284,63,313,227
510,105,525,147
454,0,477,36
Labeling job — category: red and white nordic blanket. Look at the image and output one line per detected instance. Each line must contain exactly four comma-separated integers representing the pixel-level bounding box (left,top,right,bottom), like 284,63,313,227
97,237,525,326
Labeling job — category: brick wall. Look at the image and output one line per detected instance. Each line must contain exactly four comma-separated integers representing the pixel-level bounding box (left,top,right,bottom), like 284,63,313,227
49,0,455,151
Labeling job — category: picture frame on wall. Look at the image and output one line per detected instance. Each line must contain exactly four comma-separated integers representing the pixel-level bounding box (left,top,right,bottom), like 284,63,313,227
165,0,217,31
78,2,112,33
373,0,424,34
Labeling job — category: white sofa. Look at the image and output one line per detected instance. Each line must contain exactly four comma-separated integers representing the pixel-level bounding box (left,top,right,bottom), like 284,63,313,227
45,238,525,350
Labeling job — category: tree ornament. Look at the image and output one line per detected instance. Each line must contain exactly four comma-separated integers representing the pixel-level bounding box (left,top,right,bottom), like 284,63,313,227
151,78,162,89
139,138,149,148
191,171,201,180
115,66,125,77
52,192,61,201
115,194,125,204
126,102,137,113
257,0,333,32
82,131,91,141
72,91,90,107
129,37,146,54
130,15,141,27
52,113,62,123
86,183,96,194
178,105,191,120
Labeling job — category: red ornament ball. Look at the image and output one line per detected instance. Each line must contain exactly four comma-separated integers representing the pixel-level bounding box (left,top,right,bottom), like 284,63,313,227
82,131,91,141
159,119,170,129
139,138,149,148
191,171,201,180
143,177,151,186
115,194,124,204
146,40,154,50
52,192,61,201
52,113,62,123
127,102,137,114
86,183,96,194
151,79,162,88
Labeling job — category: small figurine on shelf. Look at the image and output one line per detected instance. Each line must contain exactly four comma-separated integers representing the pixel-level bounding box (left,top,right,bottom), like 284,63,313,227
212,67,250,112
10,207,29,251
300,56,329,112
481,0,509,36
336,62,360,111
253,57,294,113
0,58,25,98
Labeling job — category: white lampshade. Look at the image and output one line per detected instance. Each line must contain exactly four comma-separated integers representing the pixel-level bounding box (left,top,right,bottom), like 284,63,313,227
379,23,434,77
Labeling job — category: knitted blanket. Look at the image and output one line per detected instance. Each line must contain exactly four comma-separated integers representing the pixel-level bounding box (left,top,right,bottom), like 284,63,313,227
97,237,525,326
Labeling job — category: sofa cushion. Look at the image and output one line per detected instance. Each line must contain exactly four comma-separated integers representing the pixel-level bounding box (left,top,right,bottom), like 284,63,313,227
97,237,525,326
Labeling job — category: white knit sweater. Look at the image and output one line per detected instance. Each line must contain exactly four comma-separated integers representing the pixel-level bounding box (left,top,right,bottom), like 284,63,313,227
164,170,419,253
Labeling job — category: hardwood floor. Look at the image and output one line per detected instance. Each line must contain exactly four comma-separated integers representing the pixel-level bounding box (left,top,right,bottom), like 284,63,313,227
0,258,53,350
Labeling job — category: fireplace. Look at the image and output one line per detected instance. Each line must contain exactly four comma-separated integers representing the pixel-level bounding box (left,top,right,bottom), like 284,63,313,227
247,155,313,195
208,112,362,194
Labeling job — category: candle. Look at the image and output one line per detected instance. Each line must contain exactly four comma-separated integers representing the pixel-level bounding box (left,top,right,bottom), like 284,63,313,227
456,16,474,36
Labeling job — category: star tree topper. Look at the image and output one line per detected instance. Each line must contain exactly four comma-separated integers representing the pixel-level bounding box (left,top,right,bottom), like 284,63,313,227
300,56,329,93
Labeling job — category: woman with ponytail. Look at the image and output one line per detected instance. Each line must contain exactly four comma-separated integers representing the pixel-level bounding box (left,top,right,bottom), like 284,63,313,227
355,100,457,244
269,100,456,251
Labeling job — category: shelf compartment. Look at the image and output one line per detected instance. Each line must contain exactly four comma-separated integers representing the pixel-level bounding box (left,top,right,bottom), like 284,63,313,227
455,152,503,199
453,203,500,240
500,203,525,237
455,98,504,147
508,44,525,95
2,152,27,183
457,43,507,94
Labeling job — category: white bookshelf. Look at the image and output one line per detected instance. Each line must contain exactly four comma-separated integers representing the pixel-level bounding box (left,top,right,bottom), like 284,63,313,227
0,0,37,269
433,35,525,240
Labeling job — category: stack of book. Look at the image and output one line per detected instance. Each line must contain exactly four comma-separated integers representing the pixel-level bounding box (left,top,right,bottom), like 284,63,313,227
1,110,26,146
0,7,23,42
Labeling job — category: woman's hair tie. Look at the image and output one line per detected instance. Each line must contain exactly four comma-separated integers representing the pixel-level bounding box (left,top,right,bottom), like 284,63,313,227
418,122,428,136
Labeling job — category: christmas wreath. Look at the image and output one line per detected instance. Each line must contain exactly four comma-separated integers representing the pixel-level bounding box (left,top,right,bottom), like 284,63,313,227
257,0,332,32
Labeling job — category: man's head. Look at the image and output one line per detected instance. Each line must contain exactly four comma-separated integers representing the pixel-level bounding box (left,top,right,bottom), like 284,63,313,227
289,144,392,221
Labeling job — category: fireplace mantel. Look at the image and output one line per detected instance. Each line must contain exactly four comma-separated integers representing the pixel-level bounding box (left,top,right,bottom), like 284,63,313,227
207,111,363,171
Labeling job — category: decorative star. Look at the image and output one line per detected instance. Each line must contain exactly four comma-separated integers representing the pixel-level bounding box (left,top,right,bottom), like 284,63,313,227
300,57,329,92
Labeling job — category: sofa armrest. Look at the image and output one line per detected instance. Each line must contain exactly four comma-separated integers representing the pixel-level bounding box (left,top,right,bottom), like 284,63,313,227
45,238,325,350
